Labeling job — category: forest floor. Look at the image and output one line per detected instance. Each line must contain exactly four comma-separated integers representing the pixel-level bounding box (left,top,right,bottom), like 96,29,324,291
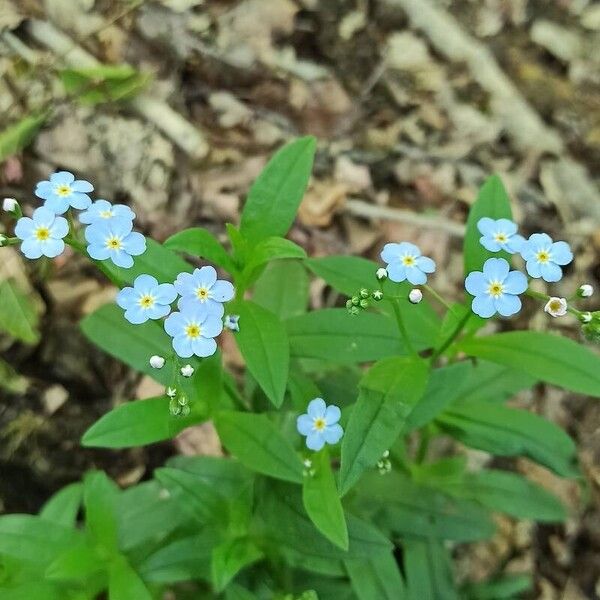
1,0,600,597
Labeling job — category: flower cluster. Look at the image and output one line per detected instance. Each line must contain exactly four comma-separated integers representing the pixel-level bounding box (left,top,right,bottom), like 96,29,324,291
117,266,235,359
465,218,574,319
12,171,147,268
346,287,383,315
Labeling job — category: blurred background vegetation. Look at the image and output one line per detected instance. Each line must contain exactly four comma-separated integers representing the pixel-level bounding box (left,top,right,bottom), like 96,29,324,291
1,0,600,597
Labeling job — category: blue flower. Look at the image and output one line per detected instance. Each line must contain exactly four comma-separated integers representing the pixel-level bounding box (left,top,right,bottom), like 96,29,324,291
85,219,146,268
116,274,177,324
520,233,573,282
14,206,69,259
477,217,524,254
174,266,235,316
465,258,528,318
34,171,93,214
296,398,344,451
380,242,436,285
79,199,135,225
164,305,223,358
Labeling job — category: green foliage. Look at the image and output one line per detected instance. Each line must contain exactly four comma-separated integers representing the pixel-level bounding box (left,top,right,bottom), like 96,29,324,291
253,260,309,319
0,113,48,162
0,279,40,344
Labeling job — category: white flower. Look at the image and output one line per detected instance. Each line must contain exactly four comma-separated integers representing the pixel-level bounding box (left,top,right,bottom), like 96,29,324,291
180,364,194,378
582,312,592,323
408,288,423,304
149,355,165,369
2,198,17,212
579,284,593,298
166,387,177,398
376,267,388,280
544,297,568,318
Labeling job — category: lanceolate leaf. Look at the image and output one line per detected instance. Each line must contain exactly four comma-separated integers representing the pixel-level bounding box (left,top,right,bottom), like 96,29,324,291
345,552,408,600
460,331,600,398
243,236,306,278
0,112,47,161
0,279,40,344
211,537,264,592
215,411,303,483
40,483,83,528
253,260,309,319
240,136,316,245
108,556,152,600
84,470,120,554
339,357,429,495
303,450,348,550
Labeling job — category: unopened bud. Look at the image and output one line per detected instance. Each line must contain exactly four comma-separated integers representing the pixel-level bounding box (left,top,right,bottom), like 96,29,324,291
359,288,370,299
180,364,194,378
376,268,387,281
348,305,360,316
166,387,177,398
351,296,360,306
2,198,18,213
149,355,165,369
372,290,383,301
224,314,240,332
582,312,592,323
0,235,6,248
359,298,369,309
408,289,423,304
579,284,593,298
346,299,354,310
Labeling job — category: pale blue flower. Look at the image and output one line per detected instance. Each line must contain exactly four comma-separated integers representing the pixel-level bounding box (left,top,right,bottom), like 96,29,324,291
79,199,135,225
477,217,524,254
380,242,436,285
520,233,573,282
164,305,223,358
34,171,93,214
85,219,146,268
174,266,235,316
296,398,344,451
224,314,240,332
465,257,528,318
116,274,177,324
14,206,68,259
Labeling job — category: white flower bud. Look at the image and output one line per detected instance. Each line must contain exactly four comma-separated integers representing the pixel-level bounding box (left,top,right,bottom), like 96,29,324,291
544,297,568,318
376,267,388,281
2,198,17,213
166,387,177,398
582,312,592,323
224,314,240,332
579,284,593,298
408,288,423,304
149,355,165,369
180,364,194,378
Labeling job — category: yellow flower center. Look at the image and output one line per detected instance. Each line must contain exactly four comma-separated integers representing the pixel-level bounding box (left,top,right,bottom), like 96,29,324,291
494,232,507,243
401,255,415,267
138,294,155,309
100,210,113,219
106,236,122,250
313,417,326,431
548,299,562,312
196,286,210,300
185,323,201,339
488,281,504,298
536,250,550,263
55,184,71,197
35,227,50,241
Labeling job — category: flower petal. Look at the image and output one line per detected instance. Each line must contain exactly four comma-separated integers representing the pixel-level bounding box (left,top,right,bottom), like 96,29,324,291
465,271,486,296
201,314,224,338
505,234,525,254
415,256,436,274
386,262,406,283
477,217,497,236
21,238,43,259
211,280,235,302
164,312,185,336
69,192,92,210
306,431,325,451
380,243,402,264
480,237,502,252
86,243,111,261
14,217,34,239
173,335,194,358
155,283,177,305
502,271,527,294
324,404,341,425
540,262,562,283
496,219,518,236
71,180,94,193
111,249,134,268
482,258,509,282
33,206,58,225
124,306,149,325
123,232,146,256
50,217,69,239
51,171,75,184
472,294,496,318
296,414,313,436
405,267,427,285
494,294,521,317
195,266,217,287
550,241,573,266
307,398,326,419
528,233,552,250
323,423,344,445
116,287,136,309
134,274,159,293
191,336,217,357
42,239,65,258
525,259,541,278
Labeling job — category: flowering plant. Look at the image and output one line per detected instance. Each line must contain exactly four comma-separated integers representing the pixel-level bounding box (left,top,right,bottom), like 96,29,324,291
1,138,600,599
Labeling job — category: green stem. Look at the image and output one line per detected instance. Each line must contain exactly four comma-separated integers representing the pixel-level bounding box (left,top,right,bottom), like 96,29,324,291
431,309,472,363
389,298,416,356
526,288,584,319
416,426,431,463
423,284,455,313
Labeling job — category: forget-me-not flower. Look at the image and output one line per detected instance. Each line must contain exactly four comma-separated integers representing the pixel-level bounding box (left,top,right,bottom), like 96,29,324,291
296,398,344,451
164,305,223,358
465,257,528,318
14,206,69,259
380,242,436,285
520,233,573,282
35,171,93,214
79,199,135,225
174,266,235,316
85,219,146,268
116,274,177,324
224,314,240,332
477,217,524,254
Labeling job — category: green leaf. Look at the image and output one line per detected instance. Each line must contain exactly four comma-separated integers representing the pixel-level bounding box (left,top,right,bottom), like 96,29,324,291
404,538,458,600
108,556,152,600
303,450,348,550
253,260,309,319
240,136,316,245
345,553,408,600
287,309,416,365
40,483,83,527
0,113,47,162
45,542,102,581
339,357,429,495
0,279,40,344
233,300,289,407
243,236,306,279
0,515,78,566
437,401,578,477
462,574,533,600
164,227,237,274
155,467,223,524
214,411,303,483
0,581,63,600
355,472,495,542
84,470,120,553
60,65,150,105
460,331,600,398
464,174,513,277
211,536,264,592
442,469,566,522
